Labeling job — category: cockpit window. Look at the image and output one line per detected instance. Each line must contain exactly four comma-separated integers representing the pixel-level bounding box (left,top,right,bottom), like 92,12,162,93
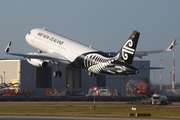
28,31,31,35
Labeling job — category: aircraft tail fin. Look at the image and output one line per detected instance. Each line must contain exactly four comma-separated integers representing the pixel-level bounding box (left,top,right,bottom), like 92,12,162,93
117,31,140,65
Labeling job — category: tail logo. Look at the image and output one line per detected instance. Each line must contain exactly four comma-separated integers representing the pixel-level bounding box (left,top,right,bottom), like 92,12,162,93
122,39,135,60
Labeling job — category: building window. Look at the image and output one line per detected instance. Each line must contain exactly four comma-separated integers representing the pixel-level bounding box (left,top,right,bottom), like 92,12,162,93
66,66,81,88
36,67,52,88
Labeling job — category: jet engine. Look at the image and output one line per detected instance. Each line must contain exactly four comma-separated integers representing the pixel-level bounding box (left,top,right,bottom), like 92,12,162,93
27,59,48,67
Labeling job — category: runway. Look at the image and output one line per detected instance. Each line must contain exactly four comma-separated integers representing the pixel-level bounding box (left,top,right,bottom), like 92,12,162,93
0,116,165,120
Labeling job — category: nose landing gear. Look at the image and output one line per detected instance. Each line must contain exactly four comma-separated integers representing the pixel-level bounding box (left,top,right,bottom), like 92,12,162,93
88,71,96,76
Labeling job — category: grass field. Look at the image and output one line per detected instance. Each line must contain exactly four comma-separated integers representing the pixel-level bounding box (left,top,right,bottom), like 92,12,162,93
0,102,179,119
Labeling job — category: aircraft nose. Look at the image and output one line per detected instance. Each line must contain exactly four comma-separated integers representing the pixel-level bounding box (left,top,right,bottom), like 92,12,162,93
25,33,31,43
136,70,139,74
25,34,29,40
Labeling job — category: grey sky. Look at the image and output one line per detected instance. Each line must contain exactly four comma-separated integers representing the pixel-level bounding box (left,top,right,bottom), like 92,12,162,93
0,0,179,85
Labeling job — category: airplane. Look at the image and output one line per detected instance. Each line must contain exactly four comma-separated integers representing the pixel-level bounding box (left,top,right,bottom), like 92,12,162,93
4,28,176,77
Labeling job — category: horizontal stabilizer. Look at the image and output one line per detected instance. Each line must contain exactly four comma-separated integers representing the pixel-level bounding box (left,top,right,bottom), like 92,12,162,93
135,66,164,70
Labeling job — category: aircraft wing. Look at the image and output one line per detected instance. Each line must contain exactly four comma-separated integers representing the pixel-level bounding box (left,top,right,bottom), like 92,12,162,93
106,39,177,59
135,39,176,58
4,42,71,64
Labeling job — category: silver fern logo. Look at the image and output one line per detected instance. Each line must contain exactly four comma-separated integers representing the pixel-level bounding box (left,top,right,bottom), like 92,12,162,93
121,39,135,60
84,53,119,73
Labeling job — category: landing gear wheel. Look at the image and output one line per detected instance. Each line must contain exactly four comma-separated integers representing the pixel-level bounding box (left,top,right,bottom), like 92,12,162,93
52,62,62,77
53,71,62,77
53,71,58,77
88,71,96,76
88,71,92,76
57,71,62,77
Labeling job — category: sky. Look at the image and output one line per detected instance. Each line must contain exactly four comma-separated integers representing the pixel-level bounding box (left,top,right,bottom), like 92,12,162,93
0,0,180,86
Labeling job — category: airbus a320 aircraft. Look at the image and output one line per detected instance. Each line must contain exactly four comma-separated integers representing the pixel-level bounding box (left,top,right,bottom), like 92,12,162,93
4,28,176,77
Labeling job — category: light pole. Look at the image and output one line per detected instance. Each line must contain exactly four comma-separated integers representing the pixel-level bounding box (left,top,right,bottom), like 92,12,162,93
172,44,176,91
3,71,5,84
170,72,172,89
154,71,156,88
160,59,163,91
93,87,98,110
122,76,123,94
67,84,70,96
0,75,3,84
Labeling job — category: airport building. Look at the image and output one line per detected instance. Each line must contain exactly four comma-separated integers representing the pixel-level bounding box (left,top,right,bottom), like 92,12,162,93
0,59,150,96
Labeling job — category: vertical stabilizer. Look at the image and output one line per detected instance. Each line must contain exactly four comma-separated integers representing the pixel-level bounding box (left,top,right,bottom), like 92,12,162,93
117,31,140,65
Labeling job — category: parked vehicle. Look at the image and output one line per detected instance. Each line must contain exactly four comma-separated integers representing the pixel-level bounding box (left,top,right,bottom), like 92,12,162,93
151,94,168,105
86,87,118,96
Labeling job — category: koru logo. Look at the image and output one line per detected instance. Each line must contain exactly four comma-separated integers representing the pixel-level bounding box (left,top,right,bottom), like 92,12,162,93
122,39,135,60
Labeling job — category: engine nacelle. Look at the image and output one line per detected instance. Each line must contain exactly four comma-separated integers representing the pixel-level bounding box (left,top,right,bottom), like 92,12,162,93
27,59,48,67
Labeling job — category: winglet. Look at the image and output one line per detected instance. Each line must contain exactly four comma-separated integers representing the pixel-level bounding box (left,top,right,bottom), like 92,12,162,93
166,39,177,51
5,41,12,54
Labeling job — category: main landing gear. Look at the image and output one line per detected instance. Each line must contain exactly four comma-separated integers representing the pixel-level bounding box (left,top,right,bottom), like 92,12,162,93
88,71,96,76
53,62,62,77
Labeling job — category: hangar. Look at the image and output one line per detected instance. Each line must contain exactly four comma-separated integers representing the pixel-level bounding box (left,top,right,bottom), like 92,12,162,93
0,59,150,96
